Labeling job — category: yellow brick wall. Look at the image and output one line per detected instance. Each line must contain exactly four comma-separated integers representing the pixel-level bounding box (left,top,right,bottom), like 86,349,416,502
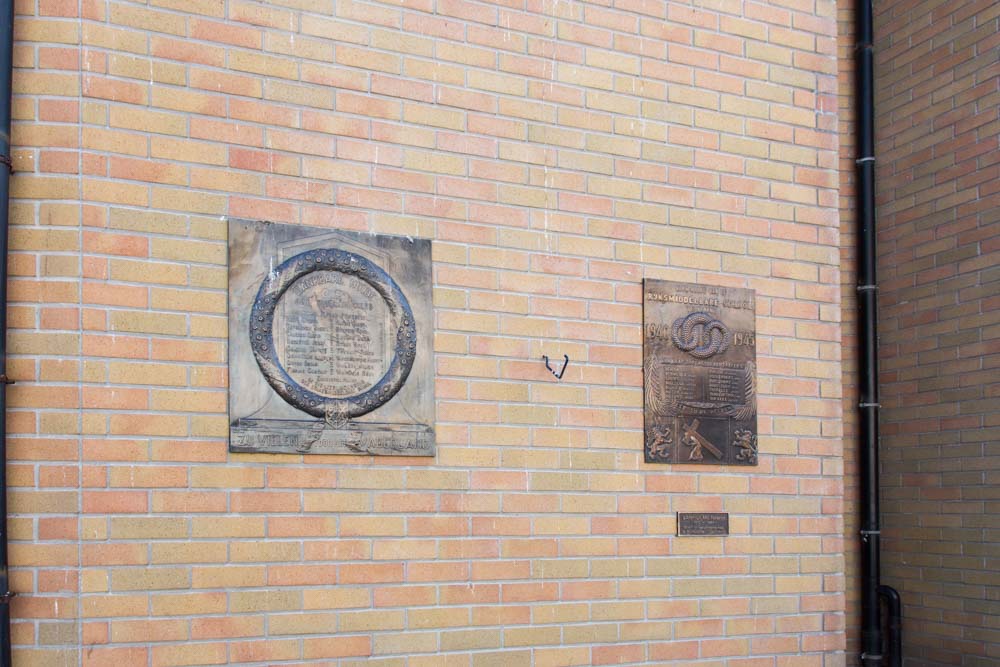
9,0,846,664
835,0,860,658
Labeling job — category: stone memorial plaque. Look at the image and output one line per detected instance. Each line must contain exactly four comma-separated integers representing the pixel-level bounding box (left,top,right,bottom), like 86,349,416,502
228,219,434,456
677,512,730,536
643,279,757,465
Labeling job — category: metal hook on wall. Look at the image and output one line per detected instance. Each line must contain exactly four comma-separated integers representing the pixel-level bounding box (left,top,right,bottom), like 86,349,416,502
543,354,569,380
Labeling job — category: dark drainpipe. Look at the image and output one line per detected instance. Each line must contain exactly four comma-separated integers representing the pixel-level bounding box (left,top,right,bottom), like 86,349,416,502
855,1,901,666
1,0,15,664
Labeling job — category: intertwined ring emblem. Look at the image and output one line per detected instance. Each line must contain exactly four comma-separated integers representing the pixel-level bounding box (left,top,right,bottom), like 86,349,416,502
671,311,730,359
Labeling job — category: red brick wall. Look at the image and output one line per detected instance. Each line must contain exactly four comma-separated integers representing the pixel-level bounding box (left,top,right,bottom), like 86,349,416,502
873,1,1000,665
9,1,847,664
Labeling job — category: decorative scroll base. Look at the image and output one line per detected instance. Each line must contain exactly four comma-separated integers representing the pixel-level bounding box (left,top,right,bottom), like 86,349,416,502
231,418,434,456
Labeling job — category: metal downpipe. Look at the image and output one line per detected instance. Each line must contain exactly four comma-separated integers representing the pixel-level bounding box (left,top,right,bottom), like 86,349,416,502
855,0,900,664
0,0,16,664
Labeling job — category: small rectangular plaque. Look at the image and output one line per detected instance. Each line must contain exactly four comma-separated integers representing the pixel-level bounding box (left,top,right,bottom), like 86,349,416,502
643,279,757,465
677,512,729,536
228,219,435,456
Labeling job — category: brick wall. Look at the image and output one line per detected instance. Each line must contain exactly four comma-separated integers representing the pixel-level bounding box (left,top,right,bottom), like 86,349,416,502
872,1,1000,665
834,0,860,656
9,0,847,664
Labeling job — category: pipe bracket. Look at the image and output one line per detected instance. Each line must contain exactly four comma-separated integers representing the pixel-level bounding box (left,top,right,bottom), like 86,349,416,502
857,284,878,292
0,375,14,385
856,156,875,164
859,402,880,408
0,591,15,605
543,354,569,380
0,154,11,174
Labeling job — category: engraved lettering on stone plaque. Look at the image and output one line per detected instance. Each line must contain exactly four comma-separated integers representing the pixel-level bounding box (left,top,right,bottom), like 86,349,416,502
643,279,757,465
279,272,390,397
228,219,434,456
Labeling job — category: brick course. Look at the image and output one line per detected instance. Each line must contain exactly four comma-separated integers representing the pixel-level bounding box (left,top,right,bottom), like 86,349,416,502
10,0,846,664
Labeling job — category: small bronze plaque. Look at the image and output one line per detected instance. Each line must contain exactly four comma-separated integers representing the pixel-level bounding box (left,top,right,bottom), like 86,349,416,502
677,512,729,536
643,279,757,465
228,219,434,456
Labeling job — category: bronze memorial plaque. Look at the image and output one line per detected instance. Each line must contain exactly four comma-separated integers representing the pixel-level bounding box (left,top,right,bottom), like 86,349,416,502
228,219,434,456
643,279,757,465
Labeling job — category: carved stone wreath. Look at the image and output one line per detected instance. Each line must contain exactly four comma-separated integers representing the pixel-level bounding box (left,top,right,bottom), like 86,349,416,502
249,249,416,426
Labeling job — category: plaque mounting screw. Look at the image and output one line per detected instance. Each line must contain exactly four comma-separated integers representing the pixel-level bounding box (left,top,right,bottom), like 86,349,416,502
543,354,569,380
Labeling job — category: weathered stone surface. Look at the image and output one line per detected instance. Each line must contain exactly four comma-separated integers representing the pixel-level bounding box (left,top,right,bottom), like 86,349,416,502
229,219,434,456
